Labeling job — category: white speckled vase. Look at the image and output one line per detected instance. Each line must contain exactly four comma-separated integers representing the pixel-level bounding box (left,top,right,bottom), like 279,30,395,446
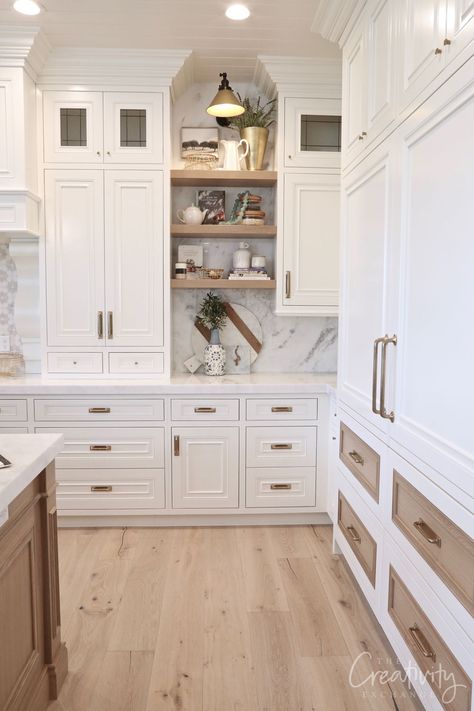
204,329,226,376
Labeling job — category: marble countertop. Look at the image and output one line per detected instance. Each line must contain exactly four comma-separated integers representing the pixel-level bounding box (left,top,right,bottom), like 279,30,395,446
0,373,337,395
0,433,64,515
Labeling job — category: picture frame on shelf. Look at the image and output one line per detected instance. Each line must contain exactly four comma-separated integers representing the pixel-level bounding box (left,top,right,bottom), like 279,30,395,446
181,128,219,160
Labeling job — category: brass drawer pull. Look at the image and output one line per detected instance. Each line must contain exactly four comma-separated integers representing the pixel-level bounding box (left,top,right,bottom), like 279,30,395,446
90,485,112,493
348,450,364,466
271,406,293,413
174,435,180,456
271,443,293,450
97,311,104,339
270,483,292,490
409,624,436,661
413,519,442,547
380,334,397,421
346,524,361,543
88,407,111,414
285,270,291,299
89,445,112,451
194,407,217,413
107,311,114,339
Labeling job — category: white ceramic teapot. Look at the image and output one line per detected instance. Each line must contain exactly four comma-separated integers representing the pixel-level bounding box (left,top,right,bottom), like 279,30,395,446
177,204,208,225
220,139,249,171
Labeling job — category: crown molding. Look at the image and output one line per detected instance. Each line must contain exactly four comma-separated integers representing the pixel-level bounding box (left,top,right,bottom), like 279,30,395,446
311,0,366,46
0,26,51,79
254,56,342,96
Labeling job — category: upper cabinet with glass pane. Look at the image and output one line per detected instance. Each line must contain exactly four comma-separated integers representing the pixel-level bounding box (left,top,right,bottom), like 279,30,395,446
43,91,104,163
284,97,342,169
103,92,163,163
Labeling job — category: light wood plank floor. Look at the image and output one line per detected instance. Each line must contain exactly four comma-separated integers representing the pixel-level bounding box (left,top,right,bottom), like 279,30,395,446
51,525,422,711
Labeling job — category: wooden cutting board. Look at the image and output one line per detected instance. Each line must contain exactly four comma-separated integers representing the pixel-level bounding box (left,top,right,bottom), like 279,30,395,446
192,302,263,365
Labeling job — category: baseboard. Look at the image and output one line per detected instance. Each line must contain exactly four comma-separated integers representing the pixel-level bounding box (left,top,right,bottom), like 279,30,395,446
58,512,332,528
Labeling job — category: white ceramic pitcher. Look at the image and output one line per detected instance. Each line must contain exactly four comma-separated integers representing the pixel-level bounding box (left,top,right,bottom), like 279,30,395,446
220,139,249,171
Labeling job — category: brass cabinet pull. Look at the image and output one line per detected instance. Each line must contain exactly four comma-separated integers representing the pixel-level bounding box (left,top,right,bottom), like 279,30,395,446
97,311,104,339
285,271,291,299
380,334,397,421
271,406,293,413
409,624,436,661
443,38,452,45
174,435,180,456
107,311,114,339
372,336,385,415
434,47,443,54
90,485,112,492
413,519,442,547
89,445,112,451
348,450,364,466
271,443,293,450
270,483,292,490
88,407,111,414
346,524,361,543
194,407,217,413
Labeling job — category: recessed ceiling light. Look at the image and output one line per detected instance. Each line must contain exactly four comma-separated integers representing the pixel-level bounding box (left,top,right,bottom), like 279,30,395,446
13,0,41,15
225,4,250,21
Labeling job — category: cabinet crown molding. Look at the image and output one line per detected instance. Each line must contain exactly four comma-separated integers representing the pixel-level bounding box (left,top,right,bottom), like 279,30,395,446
254,55,342,96
311,0,366,46
0,25,51,79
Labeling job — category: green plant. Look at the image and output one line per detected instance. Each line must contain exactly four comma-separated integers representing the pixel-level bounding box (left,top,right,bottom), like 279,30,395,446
230,94,277,131
197,291,228,331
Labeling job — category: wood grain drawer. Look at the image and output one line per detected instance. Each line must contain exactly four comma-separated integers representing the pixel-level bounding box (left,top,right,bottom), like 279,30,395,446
246,427,317,468
34,399,164,422
47,352,103,374
35,427,164,469
246,398,318,420
171,399,239,421
338,491,377,586
0,399,27,422
246,467,316,508
388,567,472,711
108,352,164,374
56,468,165,510
392,471,474,615
339,422,380,502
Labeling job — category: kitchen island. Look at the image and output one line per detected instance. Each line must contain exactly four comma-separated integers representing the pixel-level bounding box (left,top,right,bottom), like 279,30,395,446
0,434,67,711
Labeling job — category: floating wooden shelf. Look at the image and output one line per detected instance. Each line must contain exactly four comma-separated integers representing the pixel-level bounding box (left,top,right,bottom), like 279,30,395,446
170,170,277,187
171,279,276,289
171,224,276,238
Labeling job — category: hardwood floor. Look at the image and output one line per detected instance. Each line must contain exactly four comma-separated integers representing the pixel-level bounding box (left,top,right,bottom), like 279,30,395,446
50,525,422,711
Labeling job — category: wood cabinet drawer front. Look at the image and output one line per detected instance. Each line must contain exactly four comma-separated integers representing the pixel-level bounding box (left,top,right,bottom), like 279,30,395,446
246,427,317,468
246,467,316,508
56,468,165,510
338,491,377,586
388,567,472,711
339,422,380,502
171,399,239,421
0,400,27,422
35,427,164,469
246,398,318,421
108,352,164,374
392,472,474,615
47,352,103,374
34,399,164,422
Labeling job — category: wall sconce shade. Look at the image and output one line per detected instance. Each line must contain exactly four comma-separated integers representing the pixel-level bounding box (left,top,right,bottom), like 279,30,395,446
207,73,245,118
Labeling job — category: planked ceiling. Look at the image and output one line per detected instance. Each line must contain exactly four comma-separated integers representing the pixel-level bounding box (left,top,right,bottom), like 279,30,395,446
0,0,340,81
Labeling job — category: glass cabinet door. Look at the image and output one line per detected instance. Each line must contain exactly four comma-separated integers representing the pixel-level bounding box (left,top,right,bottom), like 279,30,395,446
103,92,163,164
284,97,341,169
43,91,103,163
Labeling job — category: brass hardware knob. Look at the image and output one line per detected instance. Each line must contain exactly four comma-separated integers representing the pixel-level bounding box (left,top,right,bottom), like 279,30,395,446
73,361,77,365
435,47,443,54
107,151,111,156
96,151,101,156
443,38,452,45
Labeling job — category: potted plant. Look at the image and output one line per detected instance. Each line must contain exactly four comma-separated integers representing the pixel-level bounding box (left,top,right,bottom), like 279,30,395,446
230,94,277,170
197,291,227,375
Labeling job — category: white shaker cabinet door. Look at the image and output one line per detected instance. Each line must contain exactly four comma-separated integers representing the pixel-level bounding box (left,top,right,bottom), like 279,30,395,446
446,0,474,62
366,0,397,140
342,19,367,166
44,170,105,346
103,92,164,164
104,170,164,347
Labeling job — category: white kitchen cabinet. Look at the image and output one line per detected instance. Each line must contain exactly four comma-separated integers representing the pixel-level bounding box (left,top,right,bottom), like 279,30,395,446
43,91,104,164
342,18,367,165
172,427,239,509
280,172,339,314
447,0,474,60
103,92,163,164
284,97,341,169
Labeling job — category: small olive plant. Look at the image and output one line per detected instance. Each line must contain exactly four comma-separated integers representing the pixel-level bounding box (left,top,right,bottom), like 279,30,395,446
230,94,277,130
197,291,227,332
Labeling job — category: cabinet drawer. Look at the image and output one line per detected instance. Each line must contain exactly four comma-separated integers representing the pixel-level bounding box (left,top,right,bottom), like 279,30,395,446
47,352,103,374
0,400,27,422
246,427,317,468
339,422,380,502
34,398,164,422
246,467,316,508
171,399,239,421
338,491,377,586
246,398,318,421
392,472,474,616
108,352,164,374
388,567,472,711
35,427,164,469
56,468,165,510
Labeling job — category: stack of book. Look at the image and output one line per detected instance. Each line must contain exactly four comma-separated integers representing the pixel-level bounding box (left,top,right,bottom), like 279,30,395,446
242,194,265,225
228,267,271,281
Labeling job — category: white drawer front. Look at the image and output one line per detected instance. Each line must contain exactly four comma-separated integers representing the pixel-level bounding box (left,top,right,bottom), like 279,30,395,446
34,398,164,422
57,468,165,510
108,352,164,374
246,398,318,421
0,427,29,434
246,467,316,508
171,399,239,421
246,427,317,468
0,399,27,422
48,352,103,374
35,427,164,469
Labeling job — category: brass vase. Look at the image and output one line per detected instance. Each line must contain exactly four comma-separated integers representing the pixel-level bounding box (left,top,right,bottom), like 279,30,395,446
240,127,269,171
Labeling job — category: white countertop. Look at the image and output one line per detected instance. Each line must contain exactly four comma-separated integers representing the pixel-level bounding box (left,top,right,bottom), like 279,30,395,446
0,434,64,514
0,373,337,396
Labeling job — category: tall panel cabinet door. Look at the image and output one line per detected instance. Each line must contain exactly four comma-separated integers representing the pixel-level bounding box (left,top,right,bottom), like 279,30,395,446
172,427,239,509
282,173,340,314
342,18,367,166
391,63,474,497
366,0,397,141
44,170,105,346
103,93,163,164
104,171,164,347
446,0,474,62
43,91,103,164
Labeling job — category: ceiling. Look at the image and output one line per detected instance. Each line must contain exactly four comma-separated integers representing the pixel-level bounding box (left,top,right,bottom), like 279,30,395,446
0,0,340,81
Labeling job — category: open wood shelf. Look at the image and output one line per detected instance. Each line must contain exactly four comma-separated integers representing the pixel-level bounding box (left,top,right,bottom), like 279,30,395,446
170,170,277,187
171,279,276,289
171,224,276,238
